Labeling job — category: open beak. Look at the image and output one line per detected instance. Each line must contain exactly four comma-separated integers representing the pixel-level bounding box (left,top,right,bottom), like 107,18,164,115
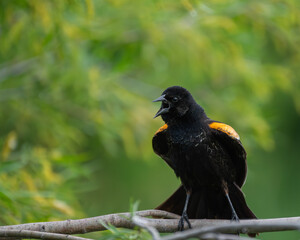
153,94,170,118
152,94,166,103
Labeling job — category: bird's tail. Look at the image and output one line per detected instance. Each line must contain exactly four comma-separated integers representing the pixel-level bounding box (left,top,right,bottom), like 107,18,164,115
155,183,256,220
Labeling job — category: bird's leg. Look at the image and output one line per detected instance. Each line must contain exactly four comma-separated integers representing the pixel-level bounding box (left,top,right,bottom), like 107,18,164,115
222,180,239,221
178,191,192,231
225,192,239,221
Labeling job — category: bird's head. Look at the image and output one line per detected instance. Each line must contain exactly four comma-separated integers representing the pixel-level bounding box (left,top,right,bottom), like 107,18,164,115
153,86,196,122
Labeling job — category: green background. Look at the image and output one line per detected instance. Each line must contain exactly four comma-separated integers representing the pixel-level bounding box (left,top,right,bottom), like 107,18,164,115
0,0,300,239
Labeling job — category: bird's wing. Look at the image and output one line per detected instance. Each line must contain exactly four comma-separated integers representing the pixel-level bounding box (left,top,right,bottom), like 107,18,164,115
152,124,174,169
207,120,247,187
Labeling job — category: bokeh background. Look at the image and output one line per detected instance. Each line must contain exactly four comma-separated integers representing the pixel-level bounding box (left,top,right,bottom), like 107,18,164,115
1,0,300,239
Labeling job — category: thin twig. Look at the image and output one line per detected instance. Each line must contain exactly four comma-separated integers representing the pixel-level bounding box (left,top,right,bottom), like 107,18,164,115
0,230,91,240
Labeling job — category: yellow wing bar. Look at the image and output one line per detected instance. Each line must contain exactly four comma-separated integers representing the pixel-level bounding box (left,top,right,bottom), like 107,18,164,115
209,122,240,140
155,124,168,135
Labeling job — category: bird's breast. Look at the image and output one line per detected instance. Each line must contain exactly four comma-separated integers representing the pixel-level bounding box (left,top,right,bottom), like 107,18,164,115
167,125,224,189
168,125,207,146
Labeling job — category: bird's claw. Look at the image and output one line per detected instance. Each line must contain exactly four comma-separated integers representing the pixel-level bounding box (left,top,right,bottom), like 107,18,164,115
177,212,192,231
231,213,240,222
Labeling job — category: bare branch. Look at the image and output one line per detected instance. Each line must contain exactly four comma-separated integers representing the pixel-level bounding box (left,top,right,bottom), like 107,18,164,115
0,210,178,235
136,216,300,233
160,221,300,240
0,210,299,240
0,230,91,240
131,217,255,240
200,233,255,240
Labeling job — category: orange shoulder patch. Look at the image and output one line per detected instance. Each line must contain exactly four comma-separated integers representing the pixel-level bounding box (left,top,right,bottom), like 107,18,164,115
155,124,168,135
209,122,240,140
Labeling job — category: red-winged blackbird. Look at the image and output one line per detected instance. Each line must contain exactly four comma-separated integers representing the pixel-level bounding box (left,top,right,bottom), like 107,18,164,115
152,86,257,232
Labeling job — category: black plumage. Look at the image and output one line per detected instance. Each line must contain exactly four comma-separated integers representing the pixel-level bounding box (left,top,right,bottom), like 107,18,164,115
152,86,256,233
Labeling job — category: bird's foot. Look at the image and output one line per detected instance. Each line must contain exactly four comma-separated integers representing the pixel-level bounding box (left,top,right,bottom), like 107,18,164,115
231,213,240,222
231,213,240,235
177,212,192,231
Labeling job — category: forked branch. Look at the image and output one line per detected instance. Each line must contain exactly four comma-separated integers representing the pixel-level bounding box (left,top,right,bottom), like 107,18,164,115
0,210,299,240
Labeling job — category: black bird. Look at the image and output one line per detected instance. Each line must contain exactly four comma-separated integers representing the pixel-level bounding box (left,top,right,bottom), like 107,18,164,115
152,86,256,232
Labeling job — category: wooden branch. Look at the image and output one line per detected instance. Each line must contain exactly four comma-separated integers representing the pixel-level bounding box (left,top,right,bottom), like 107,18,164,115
0,210,178,235
199,233,254,240
160,221,300,240
135,216,300,233
0,210,299,240
0,230,91,240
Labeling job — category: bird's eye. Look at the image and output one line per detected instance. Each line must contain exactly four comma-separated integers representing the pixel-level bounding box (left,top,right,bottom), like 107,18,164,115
172,97,179,103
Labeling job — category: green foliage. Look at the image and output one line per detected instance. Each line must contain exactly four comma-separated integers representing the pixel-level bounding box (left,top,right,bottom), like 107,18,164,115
97,222,151,240
0,0,300,239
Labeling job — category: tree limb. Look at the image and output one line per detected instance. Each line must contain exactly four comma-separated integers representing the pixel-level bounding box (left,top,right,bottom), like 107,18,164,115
0,210,299,239
136,216,300,234
200,233,254,240
0,230,91,240
160,221,300,240
0,210,178,234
